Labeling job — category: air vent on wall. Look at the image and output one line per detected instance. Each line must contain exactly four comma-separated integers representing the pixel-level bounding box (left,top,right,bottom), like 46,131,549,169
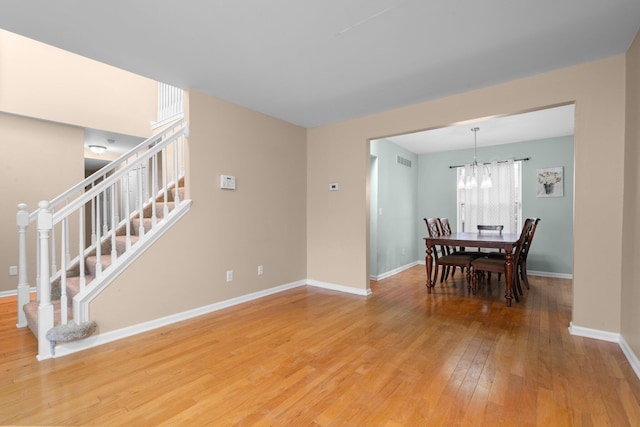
396,155,412,168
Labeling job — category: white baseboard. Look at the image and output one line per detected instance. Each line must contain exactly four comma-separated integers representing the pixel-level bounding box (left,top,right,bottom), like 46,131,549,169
0,287,36,298
307,280,372,296
569,322,640,381
397,262,573,280
48,278,371,360
528,270,573,279
50,280,307,360
620,335,640,380
568,321,620,342
371,261,420,281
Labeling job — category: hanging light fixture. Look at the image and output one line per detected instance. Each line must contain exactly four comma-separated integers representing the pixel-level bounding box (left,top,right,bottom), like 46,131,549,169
458,127,492,190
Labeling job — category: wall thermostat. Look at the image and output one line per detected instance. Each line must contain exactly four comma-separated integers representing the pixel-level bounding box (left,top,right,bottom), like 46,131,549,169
220,175,236,190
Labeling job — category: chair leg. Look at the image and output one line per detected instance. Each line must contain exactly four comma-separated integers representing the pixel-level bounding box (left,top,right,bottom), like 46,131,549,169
521,261,530,289
471,269,478,294
440,265,449,283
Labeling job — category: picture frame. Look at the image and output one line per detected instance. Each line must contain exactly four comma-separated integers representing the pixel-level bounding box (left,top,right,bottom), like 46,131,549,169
537,166,563,198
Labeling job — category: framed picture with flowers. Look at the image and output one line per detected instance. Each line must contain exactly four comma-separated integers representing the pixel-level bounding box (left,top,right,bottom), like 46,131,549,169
537,166,563,198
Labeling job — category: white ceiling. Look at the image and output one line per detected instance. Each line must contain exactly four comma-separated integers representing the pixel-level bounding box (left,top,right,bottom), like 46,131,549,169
386,104,575,154
0,1,638,130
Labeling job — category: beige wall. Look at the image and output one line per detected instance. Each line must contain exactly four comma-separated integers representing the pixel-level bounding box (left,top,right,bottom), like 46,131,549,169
0,113,85,293
308,55,626,333
90,90,307,332
0,29,156,138
622,31,640,356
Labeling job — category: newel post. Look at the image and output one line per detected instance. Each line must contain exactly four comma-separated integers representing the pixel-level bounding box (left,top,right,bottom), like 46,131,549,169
36,201,54,359
16,203,29,328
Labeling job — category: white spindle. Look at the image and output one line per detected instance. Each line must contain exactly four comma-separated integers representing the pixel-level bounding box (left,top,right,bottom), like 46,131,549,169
173,142,180,204
95,196,102,276
137,165,145,237
50,208,57,276
60,218,68,325
124,172,132,251
16,203,29,328
91,194,97,244
78,206,86,292
162,147,169,216
151,154,158,228
102,189,108,236
36,201,54,359
110,184,117,262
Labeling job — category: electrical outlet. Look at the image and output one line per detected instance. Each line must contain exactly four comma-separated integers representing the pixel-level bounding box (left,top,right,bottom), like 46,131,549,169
258,265,264,275
9,266,17,276
226,270,233,282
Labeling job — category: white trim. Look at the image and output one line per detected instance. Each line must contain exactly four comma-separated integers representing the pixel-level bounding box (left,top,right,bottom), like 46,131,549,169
528,270,573,279
568,321,620,342
371,261,420,281
307,279,372,296
0,287,36,298
47,279,307,360
620,335,640,380
568,322,640,381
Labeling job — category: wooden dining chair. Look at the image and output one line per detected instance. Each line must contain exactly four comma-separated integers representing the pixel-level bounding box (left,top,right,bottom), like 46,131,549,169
424,218,481,291
515,218,540,289
485,218,540,290
470,218,535,302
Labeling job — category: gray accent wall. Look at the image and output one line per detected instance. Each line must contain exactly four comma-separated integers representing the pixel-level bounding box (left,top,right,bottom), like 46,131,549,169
370,139,419,278
373,135,574,277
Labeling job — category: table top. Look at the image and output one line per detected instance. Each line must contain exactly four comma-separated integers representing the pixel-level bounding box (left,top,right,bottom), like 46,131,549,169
424,232,519,250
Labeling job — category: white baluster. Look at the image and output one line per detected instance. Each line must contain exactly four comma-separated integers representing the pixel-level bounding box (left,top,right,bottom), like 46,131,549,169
50,207,57,276
173,141,180,204
60,219,68,325
78,206,86,292
138,165,145,238
110,183,117,262
151,154,158,228
95,195,102,276
36,201,54,359
16,203,29,328
91,194,97,244
125,172,132,251
162,147,169,217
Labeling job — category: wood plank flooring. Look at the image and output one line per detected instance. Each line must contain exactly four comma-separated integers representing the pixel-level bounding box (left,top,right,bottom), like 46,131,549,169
1,266,640,426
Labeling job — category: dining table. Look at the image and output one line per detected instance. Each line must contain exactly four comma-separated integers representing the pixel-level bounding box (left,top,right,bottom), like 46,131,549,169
423,232,520,306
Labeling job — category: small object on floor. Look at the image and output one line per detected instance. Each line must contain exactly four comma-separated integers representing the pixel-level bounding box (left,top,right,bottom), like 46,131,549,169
46,321,97,356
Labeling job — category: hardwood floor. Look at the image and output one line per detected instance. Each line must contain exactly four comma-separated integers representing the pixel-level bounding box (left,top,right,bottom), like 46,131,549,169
1,266,639,426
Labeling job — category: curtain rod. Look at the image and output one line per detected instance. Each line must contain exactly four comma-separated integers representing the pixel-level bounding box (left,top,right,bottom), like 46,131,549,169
448,157,530,169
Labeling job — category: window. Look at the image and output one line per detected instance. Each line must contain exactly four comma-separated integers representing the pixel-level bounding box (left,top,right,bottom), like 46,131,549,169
457,160,522,233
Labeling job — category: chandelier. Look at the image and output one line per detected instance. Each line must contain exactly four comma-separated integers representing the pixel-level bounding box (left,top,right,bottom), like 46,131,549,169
457,127,492,190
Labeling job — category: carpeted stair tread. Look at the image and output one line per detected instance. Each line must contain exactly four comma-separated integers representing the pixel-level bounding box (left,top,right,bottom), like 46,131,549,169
85,255,113,276
171,187,185,202
131,218,154,235
115,235,140,255
24,299,74,337
143,202,175,219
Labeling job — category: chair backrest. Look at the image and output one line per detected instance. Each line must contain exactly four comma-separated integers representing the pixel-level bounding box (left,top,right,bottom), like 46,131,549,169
513,218,534,264
478,224,504,235
424,218,441,238
519,218,541,262
439,218,453,236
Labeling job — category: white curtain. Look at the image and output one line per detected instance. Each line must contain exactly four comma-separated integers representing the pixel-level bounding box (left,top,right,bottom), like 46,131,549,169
457,160,519,233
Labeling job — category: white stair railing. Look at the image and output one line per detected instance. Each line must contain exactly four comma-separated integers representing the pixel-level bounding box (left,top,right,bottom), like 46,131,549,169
16,119,189,360
154,83,184,128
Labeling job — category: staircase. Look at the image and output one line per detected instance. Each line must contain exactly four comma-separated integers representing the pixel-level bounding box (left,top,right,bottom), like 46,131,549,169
16,119,190,360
